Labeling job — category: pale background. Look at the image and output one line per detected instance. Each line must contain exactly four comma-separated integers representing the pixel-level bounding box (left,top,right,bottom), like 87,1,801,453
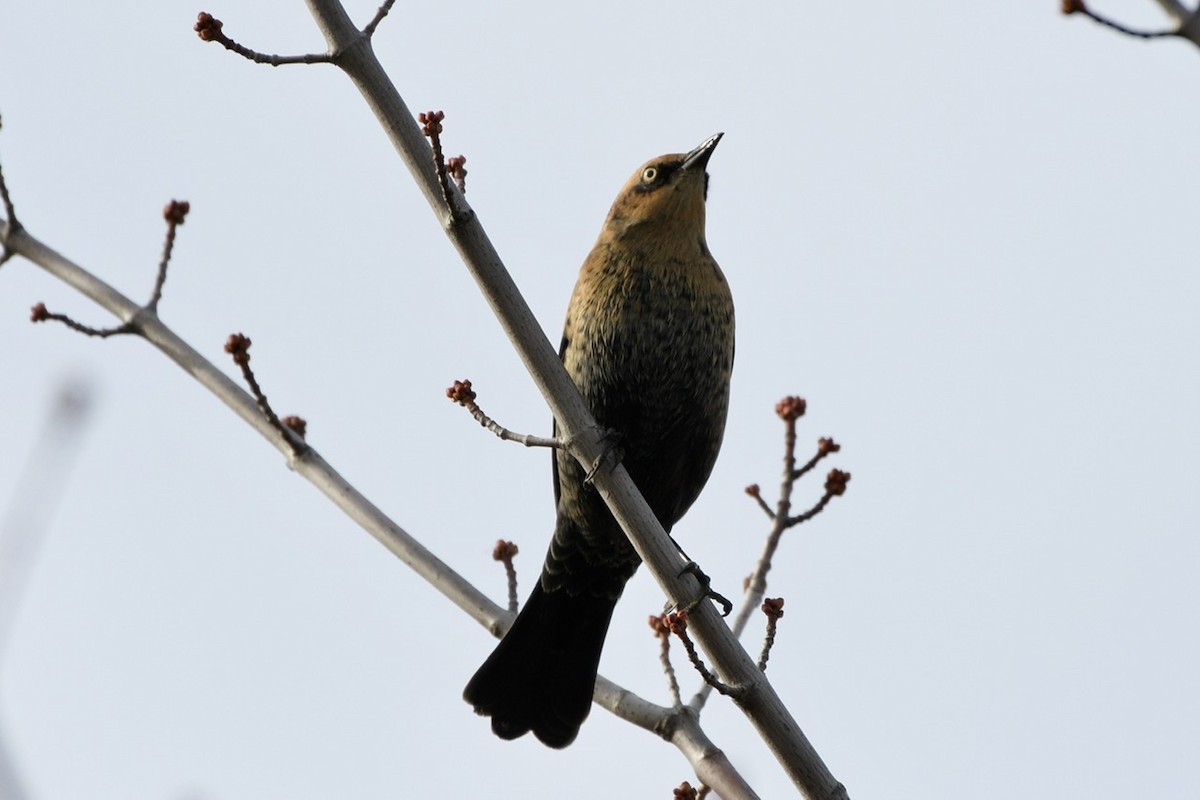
1,1,1197,797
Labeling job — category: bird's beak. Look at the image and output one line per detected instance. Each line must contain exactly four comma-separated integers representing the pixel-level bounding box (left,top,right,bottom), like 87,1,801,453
681,132,723,171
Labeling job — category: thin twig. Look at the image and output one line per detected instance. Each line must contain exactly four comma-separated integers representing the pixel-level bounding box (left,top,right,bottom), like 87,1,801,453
784,470,850,527
362,0,397,37
744,484,775,520
447,155,468,195
742,397,808,603
757,598,784,672
693,398,849,711
491,540,520,614
419,111,460,218
650,614,684,707
446,379,562,448
667,612,742,699
791,437,840,481
223,333,308,458
29,302,134,337
194,12,334,65
148,200,189,312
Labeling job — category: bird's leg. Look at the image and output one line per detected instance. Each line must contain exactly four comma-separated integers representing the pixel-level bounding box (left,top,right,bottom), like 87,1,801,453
582,428,624,487
665,545,734,617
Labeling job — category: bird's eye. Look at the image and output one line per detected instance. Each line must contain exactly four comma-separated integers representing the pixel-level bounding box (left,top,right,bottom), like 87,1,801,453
641,166,658,184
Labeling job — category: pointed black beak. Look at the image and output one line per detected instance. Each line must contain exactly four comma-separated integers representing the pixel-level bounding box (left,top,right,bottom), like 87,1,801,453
681,132,723,172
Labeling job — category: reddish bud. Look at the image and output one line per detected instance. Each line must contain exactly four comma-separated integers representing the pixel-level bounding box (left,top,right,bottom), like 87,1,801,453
491,540,519,562
445,379,476,405
674,782,699,800
775,395,807,421
194,12,224,41
281,415,307,438
163,200,190,225
224,332,252,364
761,597,785,620
825,468,851,496
418,110,445,136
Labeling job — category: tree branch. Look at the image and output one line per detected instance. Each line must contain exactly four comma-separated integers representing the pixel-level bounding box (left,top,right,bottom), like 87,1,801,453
0,211,759,795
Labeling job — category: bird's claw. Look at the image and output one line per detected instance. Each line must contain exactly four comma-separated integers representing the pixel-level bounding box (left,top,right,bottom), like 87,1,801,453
665,561,733,617
582,428,623,487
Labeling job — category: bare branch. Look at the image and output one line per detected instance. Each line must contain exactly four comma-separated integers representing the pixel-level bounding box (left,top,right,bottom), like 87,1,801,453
362,0,397,36
785,469,851,527
446,379,562,449
791,437,840,481
665,612,742,699
29,301,135,338
757,598,785,672
744,484,775,520
0,124,768,797
27,199,190,337
650,614,685,707
4,219,502,632
148,200,189,312
418,111,465,220
491,540,520,614
693,399,848,716
593,676,761,799
194,12,334,65
223,333,308,458
447,155,468,195
2,168,765,793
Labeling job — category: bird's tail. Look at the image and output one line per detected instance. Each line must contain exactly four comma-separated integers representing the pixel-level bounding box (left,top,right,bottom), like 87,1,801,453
463,580,617,748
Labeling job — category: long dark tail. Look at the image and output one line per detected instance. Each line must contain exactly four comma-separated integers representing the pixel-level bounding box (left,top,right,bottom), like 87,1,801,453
463,581,618,748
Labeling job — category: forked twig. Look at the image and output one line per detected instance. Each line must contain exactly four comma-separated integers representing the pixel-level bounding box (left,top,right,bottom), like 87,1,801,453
30,200,191,337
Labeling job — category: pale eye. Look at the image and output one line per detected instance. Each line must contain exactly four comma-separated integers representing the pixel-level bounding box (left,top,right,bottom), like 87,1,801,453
641,166,658,184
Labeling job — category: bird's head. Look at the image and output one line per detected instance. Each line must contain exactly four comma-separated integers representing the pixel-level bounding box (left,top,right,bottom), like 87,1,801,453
601,133,722,241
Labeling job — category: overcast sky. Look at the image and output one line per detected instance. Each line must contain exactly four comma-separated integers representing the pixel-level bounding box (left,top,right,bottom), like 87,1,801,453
2,1,1198,798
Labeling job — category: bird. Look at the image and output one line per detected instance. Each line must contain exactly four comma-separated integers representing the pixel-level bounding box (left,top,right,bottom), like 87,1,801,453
463,133,735,748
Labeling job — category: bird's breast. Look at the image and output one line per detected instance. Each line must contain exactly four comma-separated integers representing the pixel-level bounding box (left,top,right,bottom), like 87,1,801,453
562,242,734,501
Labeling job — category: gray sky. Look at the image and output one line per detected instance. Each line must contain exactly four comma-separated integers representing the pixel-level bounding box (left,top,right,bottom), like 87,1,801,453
2,1,1198,797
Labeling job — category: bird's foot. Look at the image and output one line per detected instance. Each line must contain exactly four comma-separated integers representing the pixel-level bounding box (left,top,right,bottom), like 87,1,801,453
667,562,733,617
582,428,623,487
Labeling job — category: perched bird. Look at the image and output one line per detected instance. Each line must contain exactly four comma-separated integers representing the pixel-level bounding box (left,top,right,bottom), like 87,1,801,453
463,133,735,748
